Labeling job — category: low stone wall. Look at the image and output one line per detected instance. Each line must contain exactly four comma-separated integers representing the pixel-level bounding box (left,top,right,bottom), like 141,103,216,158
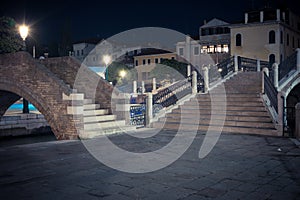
0,114,51,137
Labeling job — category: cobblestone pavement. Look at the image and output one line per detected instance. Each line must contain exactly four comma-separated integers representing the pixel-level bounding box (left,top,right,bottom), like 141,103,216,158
0,130,300,200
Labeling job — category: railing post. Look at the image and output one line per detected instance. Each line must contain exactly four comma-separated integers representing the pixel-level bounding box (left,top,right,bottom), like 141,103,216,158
145,93,153,127
203,67,209,93
187,64,191,77
295,103,300,138
277,93,284,136
133,80,137,94
141,81,145,94
257,59,261,72
192,70,198,94
297,48,300,72
262,67,269,94
152,78,156,93
273,63,279,89
234,54,238,72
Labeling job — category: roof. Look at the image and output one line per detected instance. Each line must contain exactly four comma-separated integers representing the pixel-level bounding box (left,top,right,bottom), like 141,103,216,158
201,18,230,28
135,48,172,56
73,37,102,45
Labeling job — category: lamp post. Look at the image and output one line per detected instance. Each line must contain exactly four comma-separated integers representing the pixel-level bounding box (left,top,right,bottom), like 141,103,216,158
19,24,29,113
103,55,111,80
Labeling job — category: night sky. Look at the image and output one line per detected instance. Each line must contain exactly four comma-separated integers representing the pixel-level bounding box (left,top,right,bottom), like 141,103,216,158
1,0,300,45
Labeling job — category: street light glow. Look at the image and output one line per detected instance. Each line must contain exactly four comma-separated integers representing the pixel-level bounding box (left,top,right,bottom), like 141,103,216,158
119,70,127,78
19,24,29,41
103,55,111,66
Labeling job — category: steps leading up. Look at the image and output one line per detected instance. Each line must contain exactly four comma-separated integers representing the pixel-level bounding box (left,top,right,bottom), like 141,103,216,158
152,72,278,136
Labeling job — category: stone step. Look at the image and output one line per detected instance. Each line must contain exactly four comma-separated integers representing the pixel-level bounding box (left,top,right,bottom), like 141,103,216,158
84,120,126,130
84,99,93,104
158,118,275,129
83,109,109,116
172,109,270,117
184,101,263,106
197,93,261,98
83,115,116,123
165,113,272,122
179,105,266,111
152,122,278,136
80,125,136,139
83,104,101,110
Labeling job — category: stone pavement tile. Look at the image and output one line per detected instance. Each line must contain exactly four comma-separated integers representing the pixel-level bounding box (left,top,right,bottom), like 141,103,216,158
210,178,244,191
148,171,193,187
182,177,216,191
215,190,247,200
267,190,300,200
235,182,260,193
102,193,132,200
195,187,227,198
145,187,198,200
119,186,157,199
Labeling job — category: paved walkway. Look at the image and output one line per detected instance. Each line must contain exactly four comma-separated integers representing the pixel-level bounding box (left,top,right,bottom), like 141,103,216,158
0,130,300,199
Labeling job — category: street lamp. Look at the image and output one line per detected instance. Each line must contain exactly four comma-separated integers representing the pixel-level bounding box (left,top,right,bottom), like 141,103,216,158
19,24,29,51
119,70,127,78
19,24,29,113
103,55,111,80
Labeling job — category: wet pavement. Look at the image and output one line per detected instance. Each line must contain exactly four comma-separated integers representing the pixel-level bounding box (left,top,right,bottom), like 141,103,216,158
0,130,300,199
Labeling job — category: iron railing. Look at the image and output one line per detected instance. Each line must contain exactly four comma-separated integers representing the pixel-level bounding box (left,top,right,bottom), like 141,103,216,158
215,56,234,80
239,57,259,71
264,72,278,113
130,104,145,127
260,60,271,71
283,106,296,137
279,51,297,81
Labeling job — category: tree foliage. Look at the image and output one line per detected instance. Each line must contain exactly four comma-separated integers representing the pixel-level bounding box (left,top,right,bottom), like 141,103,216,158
0,16,22,54
107,62,137,85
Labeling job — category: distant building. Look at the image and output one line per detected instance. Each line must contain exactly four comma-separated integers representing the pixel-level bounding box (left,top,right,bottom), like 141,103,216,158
230,8,300,64
133,49,177,82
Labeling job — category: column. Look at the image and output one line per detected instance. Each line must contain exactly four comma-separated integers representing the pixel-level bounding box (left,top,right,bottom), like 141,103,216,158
257,59,261,72
133,81,137,94
146,93,153,127
187,64,191,77
152,78,156,93
295,103,300,138
273,63,279,89
234,54,238,72
186,35,191,63
192,71,198,94
141,81,145,94
203,67,209,93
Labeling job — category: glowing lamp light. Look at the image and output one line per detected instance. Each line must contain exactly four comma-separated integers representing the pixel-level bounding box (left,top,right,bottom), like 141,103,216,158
119,70,127,78
19,25,29,41
218,68,223,72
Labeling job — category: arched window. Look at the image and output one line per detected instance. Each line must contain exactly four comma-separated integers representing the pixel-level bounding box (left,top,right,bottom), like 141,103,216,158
269,30,276,44
236,34,242,46
269,54,275,67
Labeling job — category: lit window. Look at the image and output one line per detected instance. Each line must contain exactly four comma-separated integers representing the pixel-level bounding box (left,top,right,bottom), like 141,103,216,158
201,46,207,53
216,45,222,53
179,48,184,56
208,45,214,53
223,44,229,53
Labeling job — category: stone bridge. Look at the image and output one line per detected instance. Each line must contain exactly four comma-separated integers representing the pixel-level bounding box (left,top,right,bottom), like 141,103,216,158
0,52,116,139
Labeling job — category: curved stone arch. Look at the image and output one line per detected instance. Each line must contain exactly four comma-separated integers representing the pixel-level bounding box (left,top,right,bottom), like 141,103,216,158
0,52,81,139
283,76,300,98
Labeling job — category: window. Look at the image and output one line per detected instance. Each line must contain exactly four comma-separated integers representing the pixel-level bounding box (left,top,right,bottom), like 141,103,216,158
81,50,84,55
77,50,80,56
280,31,283,44
236,34,242,46
194,46,199,55
223,44,229,53
280,54,283,63
208,45,214,53
142,59,146,65
171,57,175,60
179,48,184,56
155,58,159,63
269,30,275,44
160,58,163,63
269,54,275,66
216,45,222,53
287,34,290,46
201,46,208,53
147,59,151,65
135,60,138,66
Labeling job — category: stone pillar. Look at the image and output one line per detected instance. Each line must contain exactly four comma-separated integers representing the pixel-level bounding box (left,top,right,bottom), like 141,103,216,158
186,35,191,63
273,63,279,89
297,48,300,71
276,9,281,22
133,80,137,94
277,93,284,136
187,64,191,77
203,67,209,93
295,103,300,138
257,59,261,72
262,67,269,94
260,11,264,23
245,13,248,24
263,67,269,77
145,93,153,127
152,78,156,92
192,70,198,94
141,81,145,94
282,12,286,22
234,54,239,72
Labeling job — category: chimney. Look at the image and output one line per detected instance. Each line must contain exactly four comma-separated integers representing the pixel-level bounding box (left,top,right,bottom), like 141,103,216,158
203,20,207,25
276,9,281,22
245,13,248,24
260,11,264,23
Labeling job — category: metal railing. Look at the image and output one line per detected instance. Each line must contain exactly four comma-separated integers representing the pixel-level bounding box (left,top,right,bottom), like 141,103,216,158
239,57,258,71
279,51,297,81
264,72,278,113
214,56,234,80
130,104,146,127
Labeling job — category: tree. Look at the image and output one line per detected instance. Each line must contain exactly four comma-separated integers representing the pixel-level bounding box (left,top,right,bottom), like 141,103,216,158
107,61,137,85
0,16,22,54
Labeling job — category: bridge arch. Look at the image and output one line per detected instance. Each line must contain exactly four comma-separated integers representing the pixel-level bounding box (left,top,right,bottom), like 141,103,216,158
0,52,81,139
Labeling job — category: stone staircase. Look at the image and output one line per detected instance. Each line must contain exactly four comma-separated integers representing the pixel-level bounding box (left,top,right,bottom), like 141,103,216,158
80,98,136,139
152,72,279,136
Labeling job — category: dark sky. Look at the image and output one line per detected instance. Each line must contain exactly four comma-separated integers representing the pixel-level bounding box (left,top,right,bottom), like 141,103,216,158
1,0,300,44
